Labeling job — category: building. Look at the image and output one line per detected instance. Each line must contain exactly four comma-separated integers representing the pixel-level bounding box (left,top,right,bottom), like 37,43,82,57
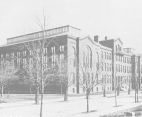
99,37,142,91
0,25,142,94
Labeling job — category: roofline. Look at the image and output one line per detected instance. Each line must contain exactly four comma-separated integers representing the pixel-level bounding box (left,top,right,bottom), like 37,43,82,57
1,34,68,48
80,35,112,51
114,38,123,45
7,25,80,40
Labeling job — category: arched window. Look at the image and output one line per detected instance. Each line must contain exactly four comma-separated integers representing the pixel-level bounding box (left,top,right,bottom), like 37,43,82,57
87,46,92,68
83,52,85,67
96,52,99,70
71,46,76,67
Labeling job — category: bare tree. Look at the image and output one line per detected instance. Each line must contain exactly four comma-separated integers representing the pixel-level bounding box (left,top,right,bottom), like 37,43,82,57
0,58,18,98
101,73,108,97
79,56,103,112
17,13,64,117
128,77,131,94
56,57,74,101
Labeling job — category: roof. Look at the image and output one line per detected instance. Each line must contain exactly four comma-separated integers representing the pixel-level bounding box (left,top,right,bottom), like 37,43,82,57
114,38,123,45
80,35,112,51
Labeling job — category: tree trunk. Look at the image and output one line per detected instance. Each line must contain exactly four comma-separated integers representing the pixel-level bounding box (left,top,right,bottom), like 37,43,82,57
87,93,89,112
86,89,90,112
128,84,130,94
117,86,120,96
135,87,137,103
61,84,62,95
115,88,117,107
103,86,106,97
7,89,10,98
7,81,10,98
137,87,138,102
1,85,3,98
29,83,32,96
64,86,68,101
40,82,44,117
35,86,39,104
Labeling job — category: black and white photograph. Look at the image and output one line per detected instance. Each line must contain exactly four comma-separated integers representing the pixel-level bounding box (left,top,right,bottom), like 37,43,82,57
0,0,142,117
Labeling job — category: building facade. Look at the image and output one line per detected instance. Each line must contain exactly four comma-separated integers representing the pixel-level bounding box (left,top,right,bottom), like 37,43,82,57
0,25,142,94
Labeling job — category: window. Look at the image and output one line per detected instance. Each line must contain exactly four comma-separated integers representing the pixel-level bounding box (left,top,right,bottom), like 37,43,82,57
107,52,109,60
127,67,128,73
116,64,118,72
6,54,9,58
72,73,75,84
52,55,56,62
110,64,112,71
51,46,55,53
102,75,104,83
102,62,104,71
109,53,112,60
1,54,3,58
17,52,20,57
60,45,64,52
107,75,109,84
105,63,106,71
87,46,92,68
17,59,20,67
101,51,103,59
118,65,120,72
72,46,76,67
104,75,106,83
95,52,99,69
110,76,112,84
83,52,85,68
107,63,109,71
23,51,26,57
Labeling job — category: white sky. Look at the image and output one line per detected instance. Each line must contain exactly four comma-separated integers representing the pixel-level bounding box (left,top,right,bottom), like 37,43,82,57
0,0,142,53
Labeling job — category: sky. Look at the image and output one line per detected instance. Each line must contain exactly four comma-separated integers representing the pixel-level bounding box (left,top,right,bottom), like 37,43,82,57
0,0,142,53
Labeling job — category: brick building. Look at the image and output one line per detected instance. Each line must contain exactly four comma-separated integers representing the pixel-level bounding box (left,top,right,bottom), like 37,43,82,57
0,25,142,94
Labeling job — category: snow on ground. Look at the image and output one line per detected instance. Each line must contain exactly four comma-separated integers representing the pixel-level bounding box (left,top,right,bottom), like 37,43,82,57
0,91,142,117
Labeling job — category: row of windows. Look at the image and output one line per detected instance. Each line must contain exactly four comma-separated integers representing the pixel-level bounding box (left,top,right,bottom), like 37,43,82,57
6,53,64,68
116,64,131,73
51,46,65,53
102,63,112,72
115,76,131,84
102,75,112,84
0,45,65,59
116,55,131,64
101,51,111,60
82,86,112,93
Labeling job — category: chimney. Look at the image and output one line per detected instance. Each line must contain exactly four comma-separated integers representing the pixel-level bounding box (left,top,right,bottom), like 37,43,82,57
94,35,98,43
105,36,107,40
